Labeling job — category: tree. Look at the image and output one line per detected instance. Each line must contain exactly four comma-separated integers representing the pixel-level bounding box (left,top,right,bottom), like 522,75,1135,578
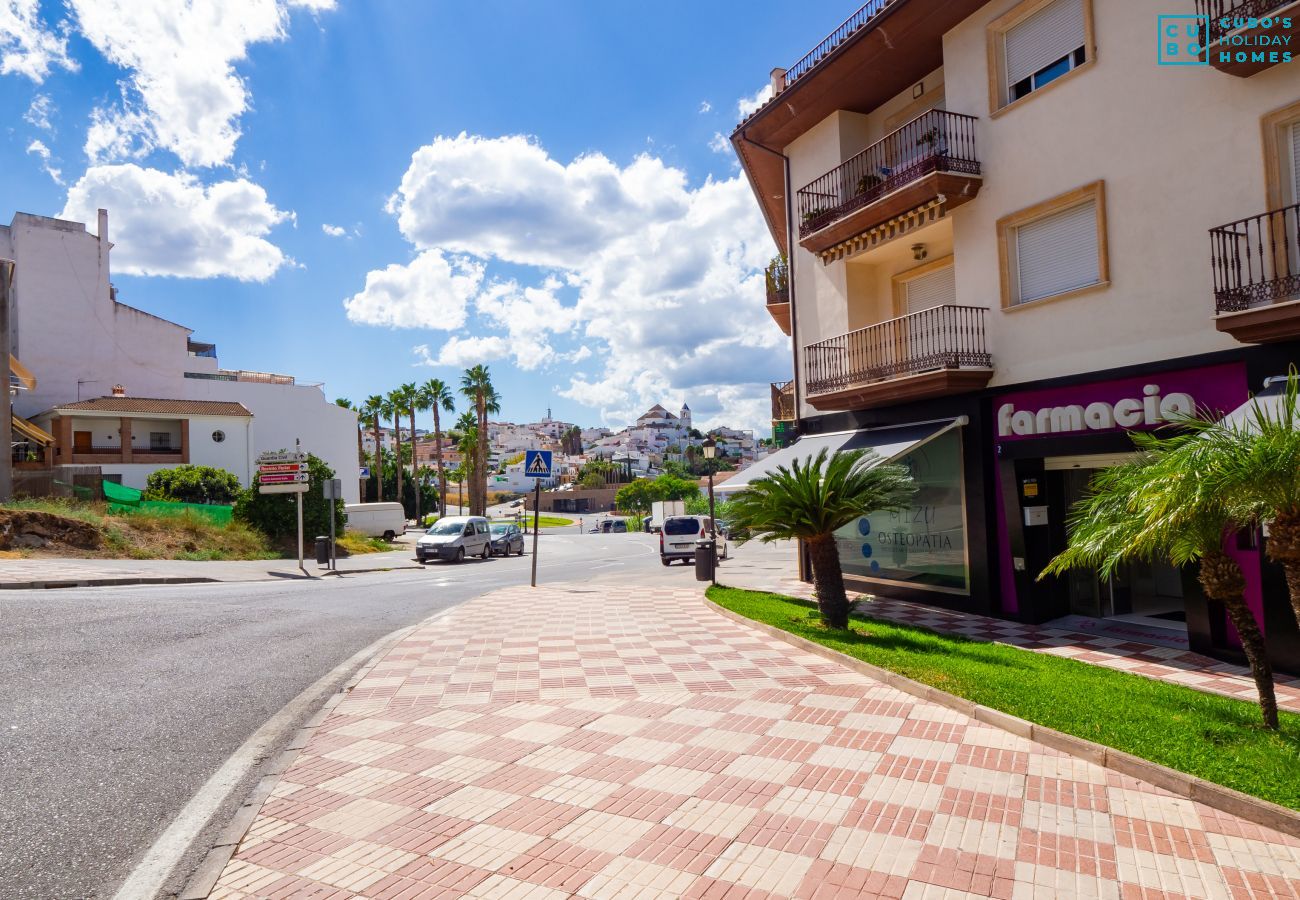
143,465,242,505
398,382,424,524
234,453,345,542
561,425,583,456
386,387,413,518
454,410,479,514
460,366,499,516
1193,371,1300,637
1040,432,1279,730
419,378,456,516
616,479,658,514
652,473,700,502
362,394,385,501
335,398,366,500
728,448,914,629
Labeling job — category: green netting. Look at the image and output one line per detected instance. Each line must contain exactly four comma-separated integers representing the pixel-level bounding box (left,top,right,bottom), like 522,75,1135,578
102,480,232,524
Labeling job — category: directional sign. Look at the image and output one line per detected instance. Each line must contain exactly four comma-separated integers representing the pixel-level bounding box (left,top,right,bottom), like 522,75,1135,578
257,450,305,465
259,482,309,495
258,463,308,474
359,466,370,478
524,449,553,478
260,473,310,484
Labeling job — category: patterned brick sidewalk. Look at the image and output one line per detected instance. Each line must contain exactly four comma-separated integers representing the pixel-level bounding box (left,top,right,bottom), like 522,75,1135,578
744,574,1300,717
210,583,1300,899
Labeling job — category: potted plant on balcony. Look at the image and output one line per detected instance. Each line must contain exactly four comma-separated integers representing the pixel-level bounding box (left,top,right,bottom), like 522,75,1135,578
855,174,883,196
801,207,827,229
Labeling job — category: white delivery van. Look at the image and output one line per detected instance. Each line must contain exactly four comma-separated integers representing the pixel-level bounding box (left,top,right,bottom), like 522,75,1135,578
659,515,727,566
344,502,407,541
415,516,492,563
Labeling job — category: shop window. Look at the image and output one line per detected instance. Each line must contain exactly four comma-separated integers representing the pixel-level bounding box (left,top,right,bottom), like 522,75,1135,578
998,181,1109,309
835,428,970,594
988,0,1094,116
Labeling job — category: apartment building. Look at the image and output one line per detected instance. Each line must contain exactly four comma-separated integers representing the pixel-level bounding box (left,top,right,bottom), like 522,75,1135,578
731,0,1300,671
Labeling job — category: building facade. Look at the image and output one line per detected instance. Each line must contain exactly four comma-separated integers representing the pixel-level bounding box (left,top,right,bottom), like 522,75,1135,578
1,211,360,502
733,0,1300,671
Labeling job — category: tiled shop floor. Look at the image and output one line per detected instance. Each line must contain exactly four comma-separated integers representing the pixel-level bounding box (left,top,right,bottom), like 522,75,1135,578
210,583,1300,899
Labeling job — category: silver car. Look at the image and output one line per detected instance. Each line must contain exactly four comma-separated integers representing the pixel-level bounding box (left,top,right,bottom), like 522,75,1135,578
416,516,492,563
489,522,525,556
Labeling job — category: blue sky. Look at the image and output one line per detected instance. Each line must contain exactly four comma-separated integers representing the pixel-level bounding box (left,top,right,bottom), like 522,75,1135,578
0,0,845,432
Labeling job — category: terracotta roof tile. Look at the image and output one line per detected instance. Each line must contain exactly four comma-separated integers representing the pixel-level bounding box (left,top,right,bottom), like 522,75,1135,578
51,397,253,417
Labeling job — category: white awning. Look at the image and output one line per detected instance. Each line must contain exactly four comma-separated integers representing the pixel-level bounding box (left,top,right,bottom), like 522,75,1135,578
1216,388,1298,434
716,417,966,494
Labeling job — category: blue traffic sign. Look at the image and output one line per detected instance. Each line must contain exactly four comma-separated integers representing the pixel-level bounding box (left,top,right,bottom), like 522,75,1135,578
359,466,370,478
524,449,553,478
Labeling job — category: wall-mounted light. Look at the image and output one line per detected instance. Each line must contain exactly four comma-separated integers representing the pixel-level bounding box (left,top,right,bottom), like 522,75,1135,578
911,243,928,261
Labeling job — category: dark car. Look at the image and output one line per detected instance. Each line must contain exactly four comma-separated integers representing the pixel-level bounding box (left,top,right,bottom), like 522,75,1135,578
489,522,525,556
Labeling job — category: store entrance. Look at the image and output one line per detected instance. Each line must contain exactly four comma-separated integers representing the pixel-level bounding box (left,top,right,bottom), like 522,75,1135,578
1044,461,1189,647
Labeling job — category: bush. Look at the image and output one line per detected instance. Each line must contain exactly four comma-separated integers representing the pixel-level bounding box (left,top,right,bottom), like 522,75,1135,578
233,453,344,541
143,465,241,505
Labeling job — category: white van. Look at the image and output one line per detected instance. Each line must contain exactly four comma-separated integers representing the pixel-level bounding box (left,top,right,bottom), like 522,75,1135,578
659,515,728,566
344,502,407,541
416,515,492,563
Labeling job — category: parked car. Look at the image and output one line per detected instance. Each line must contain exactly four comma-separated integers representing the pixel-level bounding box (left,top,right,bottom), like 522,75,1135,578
416,515,491,563
489,522,525,556
659,515,728,566
509,499,523,508
344,502,406,541
610,520,627,533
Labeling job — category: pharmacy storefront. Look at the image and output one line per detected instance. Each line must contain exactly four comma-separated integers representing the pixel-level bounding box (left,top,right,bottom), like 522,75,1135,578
991,361,1257,658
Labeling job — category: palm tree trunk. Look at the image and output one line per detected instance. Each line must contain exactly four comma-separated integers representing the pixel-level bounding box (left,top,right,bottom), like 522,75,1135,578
1201,549,1278,730
409,406,420,525
356,421,364,502
1266,512,1300,633
476,397,487,516
371,414,381,501
806,533,850,629
434,410,446,517
393,411,404,516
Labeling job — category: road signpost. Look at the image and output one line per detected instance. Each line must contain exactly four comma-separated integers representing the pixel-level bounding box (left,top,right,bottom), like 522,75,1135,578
258,445,308,571
523,450,553,587
322,478,343,571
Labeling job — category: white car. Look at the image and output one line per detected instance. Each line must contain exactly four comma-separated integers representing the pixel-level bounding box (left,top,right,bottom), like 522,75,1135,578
659,515,727,566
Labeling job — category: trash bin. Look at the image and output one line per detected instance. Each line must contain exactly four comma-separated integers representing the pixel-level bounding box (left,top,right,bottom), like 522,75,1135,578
695,538,715,582
315,536,330,565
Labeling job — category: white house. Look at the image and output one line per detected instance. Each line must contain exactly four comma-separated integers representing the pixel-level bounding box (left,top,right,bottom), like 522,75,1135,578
1,210,360,501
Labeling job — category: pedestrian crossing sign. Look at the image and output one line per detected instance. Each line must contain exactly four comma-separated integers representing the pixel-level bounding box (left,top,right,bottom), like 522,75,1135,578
525,449,553,478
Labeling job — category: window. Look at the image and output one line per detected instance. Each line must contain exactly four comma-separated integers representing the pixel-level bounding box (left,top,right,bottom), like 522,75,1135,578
899,262,956,315
988,0,1094,115
212,429,226,443
997,181,1108,309
149,432,172,450
1262,100,1300,210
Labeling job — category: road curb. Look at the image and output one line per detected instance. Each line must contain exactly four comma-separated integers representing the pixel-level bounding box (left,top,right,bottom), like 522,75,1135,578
704,595,1300,841
0,576,217,590
174,624,414,900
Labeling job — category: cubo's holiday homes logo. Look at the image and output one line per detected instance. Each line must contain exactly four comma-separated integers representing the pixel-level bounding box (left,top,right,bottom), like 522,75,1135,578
1158,11,1293,67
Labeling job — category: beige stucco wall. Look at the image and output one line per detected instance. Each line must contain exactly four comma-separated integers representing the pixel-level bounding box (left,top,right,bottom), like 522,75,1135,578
784,0,1300,417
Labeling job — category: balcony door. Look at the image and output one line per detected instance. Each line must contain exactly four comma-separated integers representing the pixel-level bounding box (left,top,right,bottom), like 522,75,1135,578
1288,121,1300,282
901,263,956,374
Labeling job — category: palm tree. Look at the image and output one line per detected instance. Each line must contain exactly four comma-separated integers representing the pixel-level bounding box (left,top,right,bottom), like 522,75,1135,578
728,448,914,628
454,409,478,515
460,366,499,516
1040,432,1279,730
362,394,385,501
335,398,365,501
385,388,410,516
1191,371,1300,636
419,378,456,516
398,382,423,524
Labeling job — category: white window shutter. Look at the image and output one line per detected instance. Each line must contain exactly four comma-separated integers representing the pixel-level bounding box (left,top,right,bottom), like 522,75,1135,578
1015,201,1100,304
1289,121,1300,204
1005,0,1086,87
905,265,956,314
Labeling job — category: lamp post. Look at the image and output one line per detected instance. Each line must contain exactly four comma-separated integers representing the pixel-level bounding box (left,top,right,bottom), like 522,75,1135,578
702,436,717,585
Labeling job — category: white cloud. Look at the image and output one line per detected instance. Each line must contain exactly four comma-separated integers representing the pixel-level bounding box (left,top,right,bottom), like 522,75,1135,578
60,164,292,281
342,251,484,330
736,83,773,118
321,223,347,237
23,92,53,131
26,138,61,183
414,335,511,369
0,0,75,82
698,100,711,113
70,0,335,168
353,134,787,433
708,132,730,154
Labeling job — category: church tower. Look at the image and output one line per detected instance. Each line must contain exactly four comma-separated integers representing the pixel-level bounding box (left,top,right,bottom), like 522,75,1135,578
680,403,691,428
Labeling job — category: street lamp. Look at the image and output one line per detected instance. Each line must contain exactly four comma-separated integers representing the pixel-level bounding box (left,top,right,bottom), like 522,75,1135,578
702,436,717,585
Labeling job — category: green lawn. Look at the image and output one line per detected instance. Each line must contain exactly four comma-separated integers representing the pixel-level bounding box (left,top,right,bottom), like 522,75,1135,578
708,586,1300,811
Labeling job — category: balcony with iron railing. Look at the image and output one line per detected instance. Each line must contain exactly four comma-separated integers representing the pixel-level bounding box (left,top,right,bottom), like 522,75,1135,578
771,381,796,422
765,258,791,335
1195,0,1300,76
803,305,993,411
796,110,982,257
1210,202,1300,342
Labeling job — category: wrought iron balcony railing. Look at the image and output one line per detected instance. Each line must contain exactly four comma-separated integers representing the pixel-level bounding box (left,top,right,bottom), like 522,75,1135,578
784,0,900,88
1195,0,1296,40
771,381,796,422
1209,202,1300,312
796,110,980,238
765,259,789,306
804,305,991,396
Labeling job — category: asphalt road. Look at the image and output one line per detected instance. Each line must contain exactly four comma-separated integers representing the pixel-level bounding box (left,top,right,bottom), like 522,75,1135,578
0,531,667,900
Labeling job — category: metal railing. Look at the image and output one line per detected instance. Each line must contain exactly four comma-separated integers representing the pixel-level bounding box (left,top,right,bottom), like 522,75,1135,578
771,381,796,421
81,446,182,455
784,0,899,88
797,110,980,237
765,258,789,305
1209,202,1300,312
805,305,991,396
1195,0,1294,40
